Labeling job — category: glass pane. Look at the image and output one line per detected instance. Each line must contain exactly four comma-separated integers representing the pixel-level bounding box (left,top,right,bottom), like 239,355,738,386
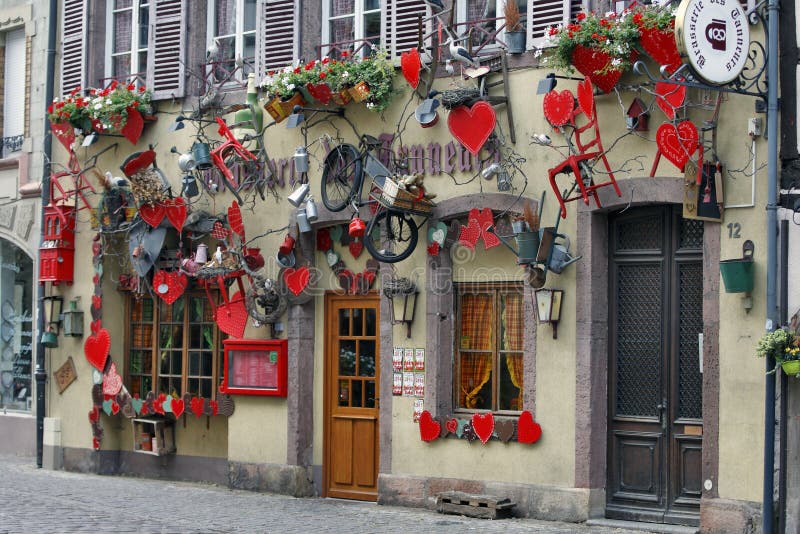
113,11,132,54
365,380,376,408
459,294,493,351
339,340,356,375
189,351,200,375
201,326,213,350
142,299,154,321
201,353,212,376
458,352,492,410
331,0,355,17
338,309,350,336
216,35,236,65
364,11,380,39
187,377,198,396
113,55,131,79
330,17,354,44
351,380,363,407
215,0,236,36
170,351,182,375
116,0,133,8
130,351,142,373
365,308,376,336
138,5,149,46
138,51,148,74
171,298,185,322
200,379,212,398
189,325,201,348
159,351,169,374
190,297,203,322
243,33,256,63
244,0,257,31
359,340,375,377
338,379,349,406
501,293,523,351
142,375,152,394
172,325,184,348
352,308,363,336
499,353,523,411
142,351,152,373
169,378,182,397
365,0,380,10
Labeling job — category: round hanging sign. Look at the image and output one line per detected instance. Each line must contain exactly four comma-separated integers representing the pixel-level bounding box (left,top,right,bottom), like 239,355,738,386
675,0,750,85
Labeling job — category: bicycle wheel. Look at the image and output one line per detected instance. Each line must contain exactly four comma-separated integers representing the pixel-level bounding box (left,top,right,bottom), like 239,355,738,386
321,143,362,212
364,209,418,263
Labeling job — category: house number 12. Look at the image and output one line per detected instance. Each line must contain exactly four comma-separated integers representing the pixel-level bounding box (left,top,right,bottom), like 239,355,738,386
727,223,741,239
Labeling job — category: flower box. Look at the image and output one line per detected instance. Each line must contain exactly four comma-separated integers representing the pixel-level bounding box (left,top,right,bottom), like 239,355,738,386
348,81,370,103
264,92,306,123
571,45,637,94
639,26,682,74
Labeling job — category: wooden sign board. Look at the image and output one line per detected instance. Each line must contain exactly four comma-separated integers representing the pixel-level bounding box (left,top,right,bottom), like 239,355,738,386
54,356,77,394
683,161,724,223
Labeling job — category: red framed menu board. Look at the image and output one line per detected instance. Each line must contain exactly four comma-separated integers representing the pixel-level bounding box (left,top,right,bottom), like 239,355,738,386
220,339,288,396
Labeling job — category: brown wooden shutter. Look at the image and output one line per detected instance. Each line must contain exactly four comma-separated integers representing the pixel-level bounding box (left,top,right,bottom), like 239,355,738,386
60,0,86,96
385,0,426,58
256,0,297,79
528,0,582,47
147,0,186,100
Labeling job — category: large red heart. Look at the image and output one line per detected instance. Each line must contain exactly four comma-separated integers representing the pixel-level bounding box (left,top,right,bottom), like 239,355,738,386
401,48,421,89
542,89,574,127
306,82,333,105
472,412,495,444
517,410,542,444
418,410,441,442
655,81,686,121
656,121,699,171
215,297,248,338
122,149,156,177
102,362,123,396
571,45,631,94
576,77,595,121
458,215,481,250
171,398,185,418
139,203,165,228
639,27,682,74
190,396,205,418
120,106,144,145
152,270,188,305
284,266,310,296
447,101,496,156
475,208,500,250
164,197,188,233
84,328,110,372
50,122,76,151
445,418,458,434
227,201,245,240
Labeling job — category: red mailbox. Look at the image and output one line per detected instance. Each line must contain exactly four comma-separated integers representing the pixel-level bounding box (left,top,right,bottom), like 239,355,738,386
39,205,76,285
220,339,288,396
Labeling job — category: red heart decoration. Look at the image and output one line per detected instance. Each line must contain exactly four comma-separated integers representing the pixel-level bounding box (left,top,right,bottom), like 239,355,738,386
211,221,231,240
84,328,110,372
138,203,165,228
458,215,481,250
153,396,165,415
227,201,245,240
50,122,76,151
102,362,123,396
92,273,100,286
209,399,219,416
576,77,595,121
349,240,363,259
570,45,634,94
418,410,441,442
427,241,440,256
90,319,102,335
122,149,156,177
656,121,699,171
120,106,144,145
476,208,500,250
337,269,354,292
639,27,682,74
447,101,496,156
140,401,149,415
655,81,686,121
152,270,188,305
284,266,311,296
542,89,574,127
171,398,185,418
215,296,248,338
93,437,101,450
110,400,120,415
88,406,100,423
517,410,542,444
306,82,334,105
471,412,495,444
190,397,205,418
164,197,188,233
445,418,458,434
92,294,102,311
401,48,421,89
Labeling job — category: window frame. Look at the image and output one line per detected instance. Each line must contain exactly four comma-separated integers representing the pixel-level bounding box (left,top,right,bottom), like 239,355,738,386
125,291,225,401
453,281,525,415
105,0,151,83
321,0,382,57
206,0,257,80
455,0,527,48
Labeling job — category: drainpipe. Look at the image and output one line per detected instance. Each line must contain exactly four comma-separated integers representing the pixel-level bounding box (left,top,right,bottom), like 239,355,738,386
762,0,780,528
36,0,58,469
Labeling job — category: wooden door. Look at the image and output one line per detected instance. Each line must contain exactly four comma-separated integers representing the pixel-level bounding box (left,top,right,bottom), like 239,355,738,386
324,294,380,501
607,206,703,526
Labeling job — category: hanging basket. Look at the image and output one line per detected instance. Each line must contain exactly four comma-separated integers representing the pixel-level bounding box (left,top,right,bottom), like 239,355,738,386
348,81,370,103
264,91,306,123
570,45,636,94
638,27,682,74
782,360,800,377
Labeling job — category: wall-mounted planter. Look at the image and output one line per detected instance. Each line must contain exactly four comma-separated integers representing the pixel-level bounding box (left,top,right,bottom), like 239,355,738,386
720,240,754,293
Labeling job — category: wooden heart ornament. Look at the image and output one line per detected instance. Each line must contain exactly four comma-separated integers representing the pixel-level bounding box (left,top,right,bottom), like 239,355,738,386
164,197,188,233
655,81,686,121
576,77,595,121
84,328,110,372
495,419,515,443
472,412,495,444
542,89,575,126
418,410,441,442
401,48,421,89
217,394,235,416
171,398,185,418
447,101,496,156
152,270,188,305
656,121,699,170
517,410,542,444
445,418,458,435
102,362,123,396
139,203,165,228
215,295,248,338
284,266,311,296
190,396,205,418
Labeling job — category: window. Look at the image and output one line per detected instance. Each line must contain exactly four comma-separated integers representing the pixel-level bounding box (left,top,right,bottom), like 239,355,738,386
323,0,382,57
456,0,527,49
454,283,524,412
254,0,297,77
529,0,583,48
107,0,150,82
2,28,25,158
0,240,33,412
126,293,224,400
207,0,257,80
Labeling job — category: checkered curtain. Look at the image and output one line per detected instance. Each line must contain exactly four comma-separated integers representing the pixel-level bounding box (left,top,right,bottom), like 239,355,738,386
502,293,524,404
215,0,235,35
459,293,493,408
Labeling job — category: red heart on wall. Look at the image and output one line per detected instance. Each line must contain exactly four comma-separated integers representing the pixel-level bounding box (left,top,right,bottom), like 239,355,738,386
306,82,334,105
92,294,102,311
93,437,101,450
211,221,231,240
139,203,165,228
471,412,495,444
576,77,595,121
349,240,363,259
84,328,110,372
88,406,100,423
120,107,144,145
476,208,500,250
542,89,574,127
418,410,441,442
656,121,699,171
164,197,188,234
655,82,686,121
152,270,188,305
215,297,248,338
171,398,185,418
445,418,458,434
401,48,421,89
458,217,481,250
284,266,311,296
447,101,496,156
102,362,123,396
110,400,120,415
517,410,542,444
639,27,682,74
570,45,632,94
227,201,245,240
190,397,205,418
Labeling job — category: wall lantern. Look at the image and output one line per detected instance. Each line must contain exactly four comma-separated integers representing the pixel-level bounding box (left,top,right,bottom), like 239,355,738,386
534,288,563,339
62,299,84,337
384,278,418,338
41,295,64,348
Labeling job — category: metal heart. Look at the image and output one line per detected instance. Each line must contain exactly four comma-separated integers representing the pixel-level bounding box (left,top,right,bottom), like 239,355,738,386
400,48,421,89
542,89,575,127
120,106,144,145
447,101,496,156
84,328,110,372
639,26,682,74
656,121,699,171
576,77,595,121
654,81,686,121
227,201,245,239
138,203,166,228
283,266,311,296
215,297,248,338
164,197,188,234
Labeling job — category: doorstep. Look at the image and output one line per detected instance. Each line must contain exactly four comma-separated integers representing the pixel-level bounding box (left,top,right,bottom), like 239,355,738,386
586,518,699,534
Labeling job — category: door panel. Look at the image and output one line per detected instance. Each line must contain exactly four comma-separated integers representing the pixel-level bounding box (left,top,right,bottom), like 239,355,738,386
608,207,702,526
325,295,380,501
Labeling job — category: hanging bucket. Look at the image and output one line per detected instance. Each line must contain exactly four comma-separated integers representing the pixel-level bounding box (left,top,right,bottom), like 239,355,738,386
514,231,540,264
720,240,754,293
192,143,212,170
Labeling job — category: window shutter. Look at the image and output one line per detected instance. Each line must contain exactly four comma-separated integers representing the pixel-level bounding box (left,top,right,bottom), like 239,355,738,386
528,0,582,47
385,0,427,58
255,0,297,79
60,0,86,96
3,28,26,140
147,0,186,100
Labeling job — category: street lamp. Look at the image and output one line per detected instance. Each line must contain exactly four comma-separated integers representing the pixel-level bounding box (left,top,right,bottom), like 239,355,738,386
534,288,563,339
61,299,84,337
41,295,63,348
384,278,418,338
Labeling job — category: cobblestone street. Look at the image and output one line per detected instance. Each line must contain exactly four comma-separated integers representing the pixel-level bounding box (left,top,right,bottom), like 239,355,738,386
0,454,672,533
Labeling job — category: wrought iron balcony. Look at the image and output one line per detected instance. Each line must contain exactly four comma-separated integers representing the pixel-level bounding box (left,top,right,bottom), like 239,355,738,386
1,134,23,159
317,36,382,60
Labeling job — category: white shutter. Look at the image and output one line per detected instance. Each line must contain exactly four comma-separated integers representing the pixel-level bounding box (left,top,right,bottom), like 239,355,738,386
60,0,86,96
385,0,427,58
3,28,25,141
147,0,186,100
528,0,582,47
256,0,296,79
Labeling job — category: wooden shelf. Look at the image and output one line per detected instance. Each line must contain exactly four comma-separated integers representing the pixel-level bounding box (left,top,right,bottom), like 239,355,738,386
132,417,176,456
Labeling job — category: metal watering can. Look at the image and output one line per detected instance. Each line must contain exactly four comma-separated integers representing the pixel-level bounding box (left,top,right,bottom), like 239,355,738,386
540,227,582,274
486,225,540,264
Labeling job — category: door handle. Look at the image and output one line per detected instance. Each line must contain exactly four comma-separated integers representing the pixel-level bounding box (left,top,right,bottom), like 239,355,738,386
657,400,667,431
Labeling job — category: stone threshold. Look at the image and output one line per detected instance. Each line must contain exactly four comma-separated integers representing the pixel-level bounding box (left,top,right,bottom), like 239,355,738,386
586,518,699,534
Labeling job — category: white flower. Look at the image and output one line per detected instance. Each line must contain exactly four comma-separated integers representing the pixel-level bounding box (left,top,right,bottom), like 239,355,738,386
611,58,622,67
93,97,103,105
533,49,543,58
605,11,616,18
106,99,112,105
366,102,375,109
94,103,102,110
287,83,295,91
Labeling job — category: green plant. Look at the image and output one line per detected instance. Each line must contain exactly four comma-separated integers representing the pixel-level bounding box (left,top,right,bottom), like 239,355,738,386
756,328,800,373
260,63,316,100
350,48,397,113
631,4,677,31
505,1,523,32
48,82,152,133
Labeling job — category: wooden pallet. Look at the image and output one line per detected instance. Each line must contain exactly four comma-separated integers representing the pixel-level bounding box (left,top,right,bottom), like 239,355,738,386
435,491,515,520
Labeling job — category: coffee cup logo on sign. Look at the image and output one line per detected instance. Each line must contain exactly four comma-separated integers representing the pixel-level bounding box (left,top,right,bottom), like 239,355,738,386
705,19,727,51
